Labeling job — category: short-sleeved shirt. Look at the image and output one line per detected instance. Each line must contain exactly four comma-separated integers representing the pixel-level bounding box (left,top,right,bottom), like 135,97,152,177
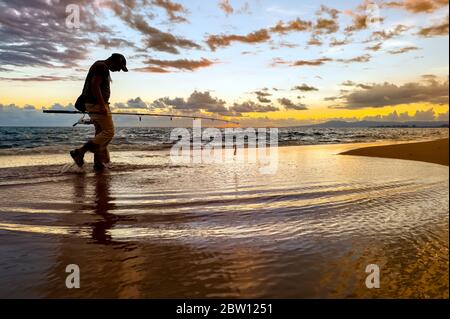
82,61,111,104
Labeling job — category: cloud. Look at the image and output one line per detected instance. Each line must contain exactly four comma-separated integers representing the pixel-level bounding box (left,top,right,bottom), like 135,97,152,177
422,74,439,81
229,101,279,114
314,18,340,35
0,0,107,68
313,5,340,35
278,98,308,110
107,1,200,54
437,110,449,121
342,80,373,89
292,84,319,92
366,42,383,51
152,0,188,23
206,17,312,51
219,0,234,15
329,77,449,109
307,36,323,46
329,38,351,46
292,57,333,66
151,91,229,114
97,36,137,49
417,15,449,36
344,2,384,34
344,14,370,34
0,104,66,126
269,58,290,67
285,55,373,67
382,0,449,13
366,24,410,41
363,108,447,122
206,29,271,51
254,90,272,103
387,46,420,54
0,75,82,82
47,103,75,111
342,80,357,86
114,97,148,109
270,19,312,34
136,58,216,72
337,54,372,64
278,41,300,48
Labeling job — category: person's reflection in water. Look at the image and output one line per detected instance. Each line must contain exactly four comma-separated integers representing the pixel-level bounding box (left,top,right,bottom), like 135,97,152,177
90,171,119,244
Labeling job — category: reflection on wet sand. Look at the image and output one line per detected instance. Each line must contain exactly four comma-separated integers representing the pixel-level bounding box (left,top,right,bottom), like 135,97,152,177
0,144,448,298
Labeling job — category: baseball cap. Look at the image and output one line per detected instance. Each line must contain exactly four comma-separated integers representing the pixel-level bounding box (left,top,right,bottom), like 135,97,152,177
110,53,128,72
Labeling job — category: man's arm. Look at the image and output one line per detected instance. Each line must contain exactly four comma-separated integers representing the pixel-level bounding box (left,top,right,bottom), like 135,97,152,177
91,75,107,114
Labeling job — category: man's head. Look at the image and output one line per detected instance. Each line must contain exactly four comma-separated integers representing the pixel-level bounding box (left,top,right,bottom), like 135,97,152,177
106,53,128,72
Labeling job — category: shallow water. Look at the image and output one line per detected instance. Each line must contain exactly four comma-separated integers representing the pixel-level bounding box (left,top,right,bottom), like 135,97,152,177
0,126,447,155
0,145,448,298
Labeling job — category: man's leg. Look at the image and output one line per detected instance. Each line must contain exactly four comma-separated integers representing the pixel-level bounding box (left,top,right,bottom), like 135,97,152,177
70,104,114,168
89,106,114,170
102,146,111,164
93,121,105,167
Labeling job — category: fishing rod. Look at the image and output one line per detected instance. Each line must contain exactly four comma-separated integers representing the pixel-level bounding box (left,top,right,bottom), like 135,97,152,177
42,110,239,126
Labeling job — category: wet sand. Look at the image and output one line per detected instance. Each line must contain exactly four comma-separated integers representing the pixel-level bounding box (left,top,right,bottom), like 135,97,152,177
341,138,449,166
0,143,448,298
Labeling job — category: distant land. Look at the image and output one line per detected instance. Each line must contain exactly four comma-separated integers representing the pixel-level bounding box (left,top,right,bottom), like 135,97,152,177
303,120,449,128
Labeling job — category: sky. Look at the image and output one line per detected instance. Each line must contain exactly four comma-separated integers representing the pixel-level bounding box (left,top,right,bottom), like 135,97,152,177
0,0,449,127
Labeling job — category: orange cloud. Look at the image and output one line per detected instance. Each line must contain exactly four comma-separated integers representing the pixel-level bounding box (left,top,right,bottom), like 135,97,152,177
219,0,234,15
270,19,312,34
418,15,449,36
206,29,271,51
152,0,188,23
383,0,449,13
136,58,216,72
292,58,333,66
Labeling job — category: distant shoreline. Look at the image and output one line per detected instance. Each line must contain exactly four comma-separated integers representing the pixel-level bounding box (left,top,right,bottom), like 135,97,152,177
341,138,449,166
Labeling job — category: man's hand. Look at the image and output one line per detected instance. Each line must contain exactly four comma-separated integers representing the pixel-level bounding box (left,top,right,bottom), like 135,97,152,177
98,104,108,114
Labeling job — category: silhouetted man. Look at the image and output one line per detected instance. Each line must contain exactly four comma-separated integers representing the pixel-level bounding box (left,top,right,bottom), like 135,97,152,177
70,53,128,171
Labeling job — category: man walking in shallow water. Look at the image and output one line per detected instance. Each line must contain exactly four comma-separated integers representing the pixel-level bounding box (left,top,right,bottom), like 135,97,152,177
70,53,128,171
